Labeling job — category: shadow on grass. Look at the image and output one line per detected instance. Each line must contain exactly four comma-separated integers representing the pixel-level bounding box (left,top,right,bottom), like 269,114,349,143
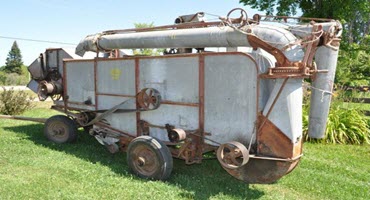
4,124,265,199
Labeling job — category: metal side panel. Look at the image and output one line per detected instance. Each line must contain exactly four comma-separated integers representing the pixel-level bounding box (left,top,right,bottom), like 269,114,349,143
262,78,303,143
138,56,200,141
97,95,135,110
139,57,199,103
204,53,258,145
141,105,199,142
98,96,137,135
96,60,136,96
65,60,96,110
58,49,74,75
249,50,276,112
103,112,137,136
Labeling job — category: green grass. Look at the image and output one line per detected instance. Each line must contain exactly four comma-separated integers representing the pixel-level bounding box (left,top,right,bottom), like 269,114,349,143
0,105,369,199
341,102,370,111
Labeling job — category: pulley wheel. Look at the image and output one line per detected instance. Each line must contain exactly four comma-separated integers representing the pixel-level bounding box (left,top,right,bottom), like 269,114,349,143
168,128,186,143
217,141,249,169
137,88,161,110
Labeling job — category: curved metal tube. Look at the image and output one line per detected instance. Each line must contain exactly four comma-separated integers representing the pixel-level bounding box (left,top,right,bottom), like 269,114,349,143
75,25,302,60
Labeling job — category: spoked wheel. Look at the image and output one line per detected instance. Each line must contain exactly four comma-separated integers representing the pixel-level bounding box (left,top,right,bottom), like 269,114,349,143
226,8,249,28
127,136,173,180
137,88,161,110
44,115,78,143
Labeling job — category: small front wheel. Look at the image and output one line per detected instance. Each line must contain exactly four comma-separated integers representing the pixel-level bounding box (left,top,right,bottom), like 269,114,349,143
44,115,78,143
127,136,173,180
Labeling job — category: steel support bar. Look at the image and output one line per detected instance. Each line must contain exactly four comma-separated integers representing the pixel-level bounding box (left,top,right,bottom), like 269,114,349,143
0,115,47,123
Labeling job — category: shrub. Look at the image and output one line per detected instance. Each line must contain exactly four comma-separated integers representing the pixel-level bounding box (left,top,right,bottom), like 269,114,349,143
0,87,34,115
0,65,29,85
303,88,370,144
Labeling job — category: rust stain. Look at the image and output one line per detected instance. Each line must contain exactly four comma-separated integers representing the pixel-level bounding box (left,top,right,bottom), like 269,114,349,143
257,114,301,158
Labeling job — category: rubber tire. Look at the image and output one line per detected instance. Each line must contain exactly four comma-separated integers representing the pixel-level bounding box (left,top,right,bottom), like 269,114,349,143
44,115,78,144
127,136,173,180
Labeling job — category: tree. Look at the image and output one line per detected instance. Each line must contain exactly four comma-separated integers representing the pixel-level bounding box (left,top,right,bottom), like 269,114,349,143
4,41,23,75
239,0,370,46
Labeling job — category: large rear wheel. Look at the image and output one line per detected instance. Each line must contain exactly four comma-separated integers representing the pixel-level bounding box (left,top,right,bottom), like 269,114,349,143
127,136,173,180
44,115,78,143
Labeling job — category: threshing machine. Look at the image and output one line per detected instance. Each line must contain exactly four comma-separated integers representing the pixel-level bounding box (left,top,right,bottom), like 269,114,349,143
22,8,342,183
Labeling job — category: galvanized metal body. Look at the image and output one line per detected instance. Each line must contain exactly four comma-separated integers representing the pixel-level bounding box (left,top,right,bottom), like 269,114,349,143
23,9,342,183
63,52,259,145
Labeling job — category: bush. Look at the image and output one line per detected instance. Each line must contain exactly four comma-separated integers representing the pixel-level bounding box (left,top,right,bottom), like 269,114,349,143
0,87,34,115
303,88,370,144
0,65,29,85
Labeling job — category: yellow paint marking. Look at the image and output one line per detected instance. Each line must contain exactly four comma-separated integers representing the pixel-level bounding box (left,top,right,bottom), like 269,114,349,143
110,68,122,80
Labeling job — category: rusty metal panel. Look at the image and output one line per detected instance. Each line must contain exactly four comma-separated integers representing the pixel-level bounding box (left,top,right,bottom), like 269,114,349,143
204,53,258,145
96,60,136,96
65,61,95,108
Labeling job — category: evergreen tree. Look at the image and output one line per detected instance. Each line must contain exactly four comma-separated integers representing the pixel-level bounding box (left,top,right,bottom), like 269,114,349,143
4,41,23,74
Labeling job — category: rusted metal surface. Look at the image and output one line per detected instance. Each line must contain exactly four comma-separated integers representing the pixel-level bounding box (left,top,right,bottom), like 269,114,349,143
118,136,132,152
177,136,198,164
75,112,95,126
257,115,302,158
247,34,293,68
246,34,309,79
95,121,135,138
160,100,198,107
136,88,161,110
222,158,300,184
197,54,205,162
135,58,141,137
94,58,99,110
96,93,135,98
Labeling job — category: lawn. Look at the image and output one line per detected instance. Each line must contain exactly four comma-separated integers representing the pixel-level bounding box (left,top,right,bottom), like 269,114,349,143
0,104,369,200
